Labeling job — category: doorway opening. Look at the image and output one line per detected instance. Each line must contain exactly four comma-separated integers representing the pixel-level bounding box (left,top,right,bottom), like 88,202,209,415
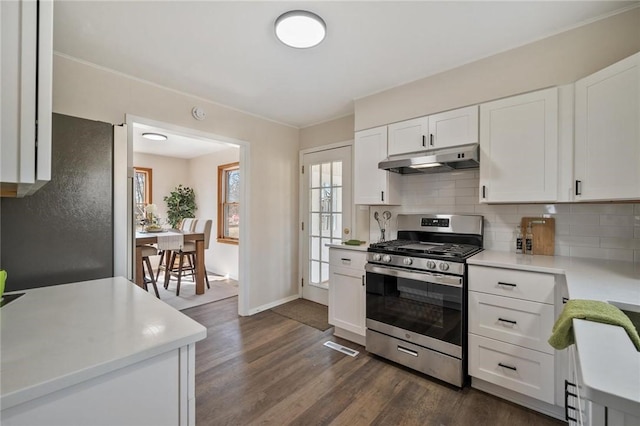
122,115,249,314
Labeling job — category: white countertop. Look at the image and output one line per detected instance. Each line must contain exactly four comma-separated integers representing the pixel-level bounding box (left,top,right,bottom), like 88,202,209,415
0,277,207,410
326,243,369,252
469,251,640,416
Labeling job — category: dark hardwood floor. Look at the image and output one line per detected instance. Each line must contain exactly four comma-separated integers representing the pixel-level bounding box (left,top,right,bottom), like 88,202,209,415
184,297,564,426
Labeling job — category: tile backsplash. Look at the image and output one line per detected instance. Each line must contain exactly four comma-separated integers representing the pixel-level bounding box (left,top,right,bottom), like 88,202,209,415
368,170,640,263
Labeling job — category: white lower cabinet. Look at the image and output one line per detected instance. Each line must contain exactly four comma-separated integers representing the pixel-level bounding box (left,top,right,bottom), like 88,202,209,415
328,248,367,344
468,265,560,412
1,345,196,426
469,334,555,404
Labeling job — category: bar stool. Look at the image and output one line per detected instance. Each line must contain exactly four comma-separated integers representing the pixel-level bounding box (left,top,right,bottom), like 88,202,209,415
142,245,160,298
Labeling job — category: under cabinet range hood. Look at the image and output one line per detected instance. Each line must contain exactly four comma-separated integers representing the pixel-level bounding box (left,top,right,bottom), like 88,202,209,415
379,143,480,174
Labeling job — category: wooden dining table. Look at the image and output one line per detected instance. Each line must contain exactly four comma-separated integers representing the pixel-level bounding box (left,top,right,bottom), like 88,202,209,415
135,230,206,295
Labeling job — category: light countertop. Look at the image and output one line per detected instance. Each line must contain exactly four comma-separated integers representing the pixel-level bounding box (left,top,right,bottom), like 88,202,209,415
0,277,207,410
468,250,640,416
326,243,369,252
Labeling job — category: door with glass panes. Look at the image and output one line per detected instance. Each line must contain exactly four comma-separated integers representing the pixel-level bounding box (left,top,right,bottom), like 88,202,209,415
301,146,352,305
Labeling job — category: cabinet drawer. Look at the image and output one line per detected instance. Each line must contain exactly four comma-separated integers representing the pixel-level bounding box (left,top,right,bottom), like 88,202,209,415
329,249,367,271
469,292,555,354
469,265,555,304
469,334,555,404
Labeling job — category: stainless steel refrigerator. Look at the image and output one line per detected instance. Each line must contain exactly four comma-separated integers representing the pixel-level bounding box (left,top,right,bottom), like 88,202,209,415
1,113,114,291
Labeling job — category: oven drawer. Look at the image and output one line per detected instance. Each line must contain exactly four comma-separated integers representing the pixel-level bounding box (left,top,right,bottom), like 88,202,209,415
469,292,555,354
469,334,555,404
329,248,367,271
468,265,555,304
366,329,463,387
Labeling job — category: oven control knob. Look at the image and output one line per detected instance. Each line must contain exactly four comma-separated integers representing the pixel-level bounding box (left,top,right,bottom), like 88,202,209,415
372,254,381,261
382,255,392,263
439,262,450,271
403,258,413,266
426,260,436,269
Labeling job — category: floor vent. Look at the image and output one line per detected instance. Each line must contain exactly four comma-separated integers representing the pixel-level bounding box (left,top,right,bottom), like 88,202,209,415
323,341,359,357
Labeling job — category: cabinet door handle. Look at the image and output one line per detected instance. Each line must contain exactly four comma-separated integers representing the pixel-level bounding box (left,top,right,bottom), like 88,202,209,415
341,258,351,263
362,275,365,286
429,134,434,146
498,363,517,371
497,281,517,288
562,297,569,304
422,135,426,147
397,346,418,357
482,185,486,198
575,180,582,196
381,191,384,202
498,318,517,325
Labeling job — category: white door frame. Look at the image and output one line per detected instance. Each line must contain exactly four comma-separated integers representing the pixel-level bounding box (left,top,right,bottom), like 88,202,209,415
298,140,354,301
118,114,251,316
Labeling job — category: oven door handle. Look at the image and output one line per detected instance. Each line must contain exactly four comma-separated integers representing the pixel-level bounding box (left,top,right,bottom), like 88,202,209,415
365,264,463,288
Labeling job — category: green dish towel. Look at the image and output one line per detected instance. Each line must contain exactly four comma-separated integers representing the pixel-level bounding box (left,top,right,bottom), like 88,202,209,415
548,299,640,351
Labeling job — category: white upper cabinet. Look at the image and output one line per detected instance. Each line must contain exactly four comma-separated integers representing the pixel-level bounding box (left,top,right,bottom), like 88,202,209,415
388,116,430,156
388,105,478,156
354,126,400,205
1,0,53,198
428,105,479,149
574,52,640,202
479,87,559,203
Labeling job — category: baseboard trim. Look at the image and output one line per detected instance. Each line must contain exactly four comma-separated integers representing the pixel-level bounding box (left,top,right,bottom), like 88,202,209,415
333,327,366,346
247,294,299,316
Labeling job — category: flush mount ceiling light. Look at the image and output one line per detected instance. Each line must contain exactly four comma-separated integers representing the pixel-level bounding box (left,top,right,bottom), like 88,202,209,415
142,132,167,141
275,10,326,48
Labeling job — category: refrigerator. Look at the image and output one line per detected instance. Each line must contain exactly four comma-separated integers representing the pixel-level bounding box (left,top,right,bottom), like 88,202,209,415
0,113,114,291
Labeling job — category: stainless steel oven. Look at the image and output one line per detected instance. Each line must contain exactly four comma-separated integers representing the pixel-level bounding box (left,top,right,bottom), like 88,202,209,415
365,214,483,387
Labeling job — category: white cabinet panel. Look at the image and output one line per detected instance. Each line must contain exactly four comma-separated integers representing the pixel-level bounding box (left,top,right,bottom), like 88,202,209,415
428,105,478,149
354,126,400,205
1,350,182,426
328,248,367,337
479,87,558,203
469,334,555,404
469,265,555,304
388,116,429,156
469,292,555,354
387,106,478,156
574,52,640,201
0,0,52,197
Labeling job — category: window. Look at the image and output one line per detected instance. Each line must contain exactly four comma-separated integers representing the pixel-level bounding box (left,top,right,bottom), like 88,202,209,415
134,167,152,222
218,162,239,244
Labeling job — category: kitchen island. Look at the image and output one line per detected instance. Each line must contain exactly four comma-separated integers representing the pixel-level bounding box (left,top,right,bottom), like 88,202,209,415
0,277,207,426
468,251,640,421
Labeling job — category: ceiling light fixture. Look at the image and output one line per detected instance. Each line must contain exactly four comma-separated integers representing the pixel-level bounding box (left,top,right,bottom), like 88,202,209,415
275,10,326,49
142,132,167,141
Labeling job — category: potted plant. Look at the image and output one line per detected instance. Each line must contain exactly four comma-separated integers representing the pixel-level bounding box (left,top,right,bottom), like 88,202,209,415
164,185,197,229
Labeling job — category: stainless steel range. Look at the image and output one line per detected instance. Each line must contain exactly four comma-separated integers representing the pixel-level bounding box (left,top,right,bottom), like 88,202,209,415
365,214,483,387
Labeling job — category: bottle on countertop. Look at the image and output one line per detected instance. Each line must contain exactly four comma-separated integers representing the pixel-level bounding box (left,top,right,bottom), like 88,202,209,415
525,223,534,255
515,225,523,254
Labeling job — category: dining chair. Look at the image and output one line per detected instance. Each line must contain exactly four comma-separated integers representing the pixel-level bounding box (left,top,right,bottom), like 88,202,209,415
157,218,196,276
165,218,212,296
141,245,160,298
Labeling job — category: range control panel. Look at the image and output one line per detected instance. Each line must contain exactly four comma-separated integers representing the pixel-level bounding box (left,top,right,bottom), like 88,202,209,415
421,218,450,228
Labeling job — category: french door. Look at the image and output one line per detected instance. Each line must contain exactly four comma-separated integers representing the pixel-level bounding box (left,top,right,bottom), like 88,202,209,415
300,145,352,305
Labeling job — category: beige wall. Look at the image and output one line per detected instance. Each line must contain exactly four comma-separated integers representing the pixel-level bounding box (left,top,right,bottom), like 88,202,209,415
53,54,299,314
132,152,190,221
355,8,640,131
299,114,355,150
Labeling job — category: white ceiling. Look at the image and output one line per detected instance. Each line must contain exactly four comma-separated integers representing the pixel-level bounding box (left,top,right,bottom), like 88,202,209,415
53,1,638,128
133,123,235,159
